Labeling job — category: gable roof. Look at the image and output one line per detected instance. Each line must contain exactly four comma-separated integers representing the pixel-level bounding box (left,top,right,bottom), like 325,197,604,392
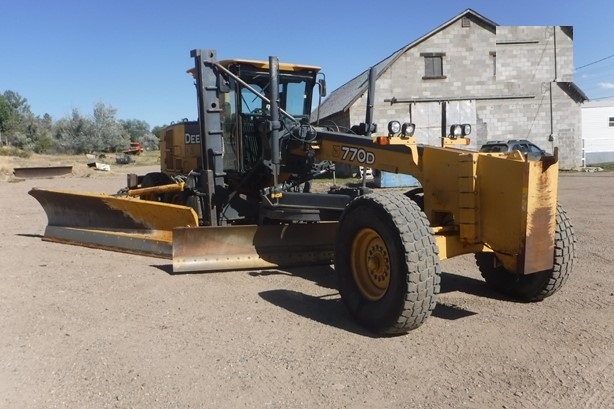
315,9,497,120
559,82,589,103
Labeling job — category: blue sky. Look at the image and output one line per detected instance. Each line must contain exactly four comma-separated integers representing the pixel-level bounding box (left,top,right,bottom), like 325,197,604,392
1,0,612,128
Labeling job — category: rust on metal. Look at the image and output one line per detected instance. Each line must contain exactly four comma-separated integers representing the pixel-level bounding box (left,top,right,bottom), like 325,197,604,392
472,149,558,275
520,156,558,274
13,166,73,178
172,223,338,273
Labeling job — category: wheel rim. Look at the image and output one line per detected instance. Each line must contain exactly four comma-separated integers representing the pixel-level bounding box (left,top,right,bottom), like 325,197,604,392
351,228,391,301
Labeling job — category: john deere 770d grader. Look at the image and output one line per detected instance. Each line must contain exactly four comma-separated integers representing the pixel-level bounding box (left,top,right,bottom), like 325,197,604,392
29,49,575,334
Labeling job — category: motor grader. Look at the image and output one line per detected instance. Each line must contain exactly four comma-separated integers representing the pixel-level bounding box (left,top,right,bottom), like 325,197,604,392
29,48,575,335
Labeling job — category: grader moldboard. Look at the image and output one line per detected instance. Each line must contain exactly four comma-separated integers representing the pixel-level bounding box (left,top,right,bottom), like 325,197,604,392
29,49,576,335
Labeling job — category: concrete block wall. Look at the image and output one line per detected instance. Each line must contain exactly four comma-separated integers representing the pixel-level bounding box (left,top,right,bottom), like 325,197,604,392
496,26,573,83
475,84,582,168
350,14,498,138
551,84,582,168
348,17,582,168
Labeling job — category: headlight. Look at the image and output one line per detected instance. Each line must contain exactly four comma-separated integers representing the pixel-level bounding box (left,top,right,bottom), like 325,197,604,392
450,124,462,138
388,120,401,136
401,123,415,137
449,124,471,138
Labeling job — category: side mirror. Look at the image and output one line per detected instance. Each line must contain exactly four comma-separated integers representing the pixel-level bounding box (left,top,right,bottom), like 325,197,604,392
318,78,327,97
218,73,230,93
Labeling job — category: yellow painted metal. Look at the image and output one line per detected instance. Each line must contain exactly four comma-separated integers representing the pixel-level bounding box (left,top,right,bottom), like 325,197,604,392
476,150,558,273
520,150,559,273
442,137,471,147
127,182,185,197
30,188,338,272
457,153,479,242
172,223,337,273
421,147,466,228
29,188,199,258
316,137,423,178
433,231,489,260
160,122,201,175
315,135,559,274
350,228,390,301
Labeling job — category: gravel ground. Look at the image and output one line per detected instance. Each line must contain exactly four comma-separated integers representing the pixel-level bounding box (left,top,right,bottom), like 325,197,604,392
1,164,613,409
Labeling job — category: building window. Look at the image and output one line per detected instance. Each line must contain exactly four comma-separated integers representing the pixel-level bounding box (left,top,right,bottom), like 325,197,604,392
421,53,445,79
490,52,496,77
610,117,614,127
462,16,471,28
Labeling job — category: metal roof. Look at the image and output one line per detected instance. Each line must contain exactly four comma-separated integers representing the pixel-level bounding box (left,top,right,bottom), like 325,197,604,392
558,82,589,103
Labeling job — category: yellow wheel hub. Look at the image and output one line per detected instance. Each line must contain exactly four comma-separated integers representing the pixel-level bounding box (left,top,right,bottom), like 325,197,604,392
351,228,391,301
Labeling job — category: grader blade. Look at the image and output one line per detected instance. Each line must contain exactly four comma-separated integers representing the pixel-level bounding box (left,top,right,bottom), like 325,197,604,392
14,166,73,178
29,188,199,258
172,222,337,273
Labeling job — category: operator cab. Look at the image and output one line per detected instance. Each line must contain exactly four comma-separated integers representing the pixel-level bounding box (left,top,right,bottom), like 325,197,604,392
214,59,321,173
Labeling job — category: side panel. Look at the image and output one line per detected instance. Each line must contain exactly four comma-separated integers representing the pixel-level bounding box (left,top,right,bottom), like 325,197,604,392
477,154,557,274
523,157,559,272
161,122,201,175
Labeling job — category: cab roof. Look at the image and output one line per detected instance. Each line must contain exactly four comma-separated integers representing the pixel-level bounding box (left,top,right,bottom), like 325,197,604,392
187,58,321,77
217,58,321,73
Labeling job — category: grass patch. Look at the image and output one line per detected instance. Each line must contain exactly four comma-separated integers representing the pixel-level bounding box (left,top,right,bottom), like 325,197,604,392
589,162,614,171
0,146,31,158
132,150,161,166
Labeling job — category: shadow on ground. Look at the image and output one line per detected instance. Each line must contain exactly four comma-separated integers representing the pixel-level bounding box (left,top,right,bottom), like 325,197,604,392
151,262,512,334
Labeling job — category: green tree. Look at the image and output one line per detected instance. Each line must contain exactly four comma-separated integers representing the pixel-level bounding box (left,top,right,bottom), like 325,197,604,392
0,95,10,145
121,118,158,150
0,89,162,154
120,119,150,141
91,102,127,152
33,113,55,152
149,124,166,151
55,103,130,153
0,90,32,146
151,125,166,140
3,90,30,116
54,109,94,153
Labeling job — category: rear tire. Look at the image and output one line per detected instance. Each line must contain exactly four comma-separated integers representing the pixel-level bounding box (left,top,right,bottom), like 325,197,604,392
335,192,441,335
475,203,575,301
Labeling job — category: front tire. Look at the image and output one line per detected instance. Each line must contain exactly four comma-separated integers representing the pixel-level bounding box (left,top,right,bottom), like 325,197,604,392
475,203,575,301
335,192,441,335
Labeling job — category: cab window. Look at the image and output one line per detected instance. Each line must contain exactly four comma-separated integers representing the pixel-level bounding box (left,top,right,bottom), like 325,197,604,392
283,80,309,117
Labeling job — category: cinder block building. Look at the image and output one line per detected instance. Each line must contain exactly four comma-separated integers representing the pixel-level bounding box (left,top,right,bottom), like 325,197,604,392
315,9,587,169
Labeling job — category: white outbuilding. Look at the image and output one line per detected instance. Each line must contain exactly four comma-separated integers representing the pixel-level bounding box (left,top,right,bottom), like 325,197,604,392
581,99,614,165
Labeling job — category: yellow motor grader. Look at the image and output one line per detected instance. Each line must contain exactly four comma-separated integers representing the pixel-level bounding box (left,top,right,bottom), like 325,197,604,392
29,49,575,334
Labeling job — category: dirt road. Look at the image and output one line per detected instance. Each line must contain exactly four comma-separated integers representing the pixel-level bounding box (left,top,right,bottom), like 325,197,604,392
1,167,613,409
